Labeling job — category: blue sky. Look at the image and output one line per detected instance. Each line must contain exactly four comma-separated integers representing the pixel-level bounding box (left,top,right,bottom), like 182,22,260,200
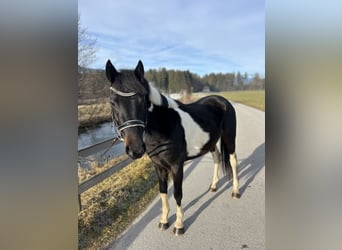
79,0,264,76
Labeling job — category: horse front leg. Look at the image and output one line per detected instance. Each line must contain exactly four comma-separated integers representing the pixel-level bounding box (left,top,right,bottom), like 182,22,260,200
171,164,184,235
155,166,170,230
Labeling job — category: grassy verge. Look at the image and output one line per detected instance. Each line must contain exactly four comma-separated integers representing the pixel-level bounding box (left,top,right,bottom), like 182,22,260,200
219,90,265,111
78,155,159,249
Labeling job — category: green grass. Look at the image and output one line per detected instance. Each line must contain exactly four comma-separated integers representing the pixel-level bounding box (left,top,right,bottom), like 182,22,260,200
219,90,265,111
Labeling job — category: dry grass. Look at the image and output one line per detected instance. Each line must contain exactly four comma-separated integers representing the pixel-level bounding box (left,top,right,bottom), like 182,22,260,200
78,103,112,128
78,155,159,250
78,154,128,183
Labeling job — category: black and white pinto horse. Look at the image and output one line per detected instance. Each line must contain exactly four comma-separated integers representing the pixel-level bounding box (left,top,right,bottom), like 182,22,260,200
106,60,240,235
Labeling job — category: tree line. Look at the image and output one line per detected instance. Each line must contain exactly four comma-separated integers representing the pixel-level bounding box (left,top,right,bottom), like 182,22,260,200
145,68,265,94
78,68,265,103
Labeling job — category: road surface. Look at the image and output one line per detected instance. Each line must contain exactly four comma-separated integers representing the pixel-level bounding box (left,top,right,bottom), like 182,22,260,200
109,103,265,250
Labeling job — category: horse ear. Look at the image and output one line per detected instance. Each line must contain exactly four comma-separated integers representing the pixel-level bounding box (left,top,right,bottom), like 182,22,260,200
105,60,118,83
134,60,144,80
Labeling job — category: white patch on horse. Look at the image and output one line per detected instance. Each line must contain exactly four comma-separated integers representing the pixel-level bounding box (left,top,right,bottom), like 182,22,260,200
148,103,154,112
148,83,178,108
148,84,162,106
175,108,210,157
164,95,179,108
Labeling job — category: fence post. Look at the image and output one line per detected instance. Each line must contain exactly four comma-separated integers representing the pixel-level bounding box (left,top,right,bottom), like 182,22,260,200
78,194,82,211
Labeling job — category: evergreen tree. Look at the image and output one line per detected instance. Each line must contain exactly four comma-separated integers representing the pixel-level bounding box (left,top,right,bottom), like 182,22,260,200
237,72,243,90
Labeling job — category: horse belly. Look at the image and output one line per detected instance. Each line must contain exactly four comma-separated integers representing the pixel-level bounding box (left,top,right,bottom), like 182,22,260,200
175,108,210,158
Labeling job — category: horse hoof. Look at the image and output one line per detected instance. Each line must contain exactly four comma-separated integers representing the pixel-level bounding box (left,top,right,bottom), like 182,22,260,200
208,184,217,192
158,222,169,231
232,192,241,199
173,227,185,236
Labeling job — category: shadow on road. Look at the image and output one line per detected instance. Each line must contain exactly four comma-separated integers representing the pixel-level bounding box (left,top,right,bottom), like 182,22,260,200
238,143,265,195
112,143,264,248
183,142,265,231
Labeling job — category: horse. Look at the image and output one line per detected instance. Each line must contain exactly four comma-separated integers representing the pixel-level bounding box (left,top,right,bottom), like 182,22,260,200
105,60,240,235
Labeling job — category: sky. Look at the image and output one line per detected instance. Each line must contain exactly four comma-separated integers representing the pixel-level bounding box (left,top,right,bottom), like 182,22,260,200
78,0,264,77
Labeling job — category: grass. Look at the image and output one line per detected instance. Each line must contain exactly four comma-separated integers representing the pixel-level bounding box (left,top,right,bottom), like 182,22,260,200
78,103,112,128
78,155,159,249
219,90,265,111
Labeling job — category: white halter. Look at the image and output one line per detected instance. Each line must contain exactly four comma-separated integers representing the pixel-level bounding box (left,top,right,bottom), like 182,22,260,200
110,86,136,97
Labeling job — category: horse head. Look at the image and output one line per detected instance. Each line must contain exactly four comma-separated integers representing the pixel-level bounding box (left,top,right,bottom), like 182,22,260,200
105,60,149,159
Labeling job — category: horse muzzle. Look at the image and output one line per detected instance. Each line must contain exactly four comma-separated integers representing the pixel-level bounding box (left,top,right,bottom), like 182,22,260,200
125,143,146,159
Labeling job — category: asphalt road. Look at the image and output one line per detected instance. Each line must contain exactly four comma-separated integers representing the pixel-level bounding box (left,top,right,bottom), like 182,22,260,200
109,103,265,250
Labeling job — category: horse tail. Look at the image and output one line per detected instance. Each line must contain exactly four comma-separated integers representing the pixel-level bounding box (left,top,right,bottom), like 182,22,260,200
220,102,236,181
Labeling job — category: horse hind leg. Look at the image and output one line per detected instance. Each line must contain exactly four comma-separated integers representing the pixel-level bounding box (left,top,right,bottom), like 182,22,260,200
230,152,241,199
221,133,241,198
209,145,220,192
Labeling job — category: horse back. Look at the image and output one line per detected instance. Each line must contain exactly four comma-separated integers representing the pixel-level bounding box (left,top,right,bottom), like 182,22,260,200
178,95,235,132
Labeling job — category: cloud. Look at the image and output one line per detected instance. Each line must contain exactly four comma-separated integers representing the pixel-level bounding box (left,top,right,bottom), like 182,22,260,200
79,0,264,76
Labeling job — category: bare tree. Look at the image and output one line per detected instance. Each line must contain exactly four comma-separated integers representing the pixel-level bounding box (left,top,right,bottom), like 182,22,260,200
78,15,97,69
78,15,97,100
77,16,110,127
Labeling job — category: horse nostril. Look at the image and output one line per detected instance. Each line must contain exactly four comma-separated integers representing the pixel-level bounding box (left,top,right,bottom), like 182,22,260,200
132,150,144,159
125,144,145,159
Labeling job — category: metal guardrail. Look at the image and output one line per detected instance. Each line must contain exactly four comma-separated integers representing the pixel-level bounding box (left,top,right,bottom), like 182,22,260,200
78,138,117,158
78,138,132,210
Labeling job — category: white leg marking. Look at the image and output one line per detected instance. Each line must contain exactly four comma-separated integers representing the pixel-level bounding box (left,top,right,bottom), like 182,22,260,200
230,153,240,195
175,108,210,157
160,193,170,224
210,147,220,189
211,162,220,190
175,205,184,229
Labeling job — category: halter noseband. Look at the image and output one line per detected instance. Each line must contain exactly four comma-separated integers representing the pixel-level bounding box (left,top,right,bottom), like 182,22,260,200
110,86,146,140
